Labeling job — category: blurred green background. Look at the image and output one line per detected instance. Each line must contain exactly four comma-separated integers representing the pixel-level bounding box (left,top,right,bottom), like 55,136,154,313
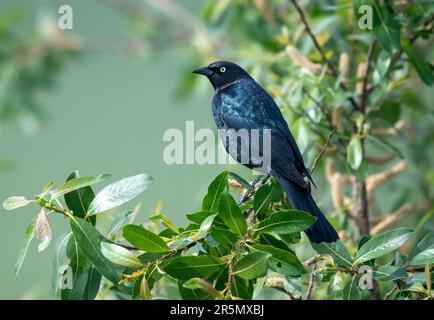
0,0,228,299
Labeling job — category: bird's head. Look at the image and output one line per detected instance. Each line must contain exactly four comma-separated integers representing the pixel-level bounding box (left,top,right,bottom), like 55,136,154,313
193,61,251,90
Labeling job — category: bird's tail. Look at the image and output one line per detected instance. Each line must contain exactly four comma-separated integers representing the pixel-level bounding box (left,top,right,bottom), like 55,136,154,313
274,174,339,243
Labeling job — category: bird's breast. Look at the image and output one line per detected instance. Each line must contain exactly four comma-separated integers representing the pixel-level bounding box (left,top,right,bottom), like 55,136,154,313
213,89,262,125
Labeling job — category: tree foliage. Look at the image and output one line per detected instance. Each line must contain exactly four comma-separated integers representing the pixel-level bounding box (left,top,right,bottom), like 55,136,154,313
4,170,434,300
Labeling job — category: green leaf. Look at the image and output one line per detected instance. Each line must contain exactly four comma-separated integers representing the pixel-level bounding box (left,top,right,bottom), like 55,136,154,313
87,174,154,215
218,191,247,236
64,171,96,223
403,281,427,294
343,275,361,300
139,276,151,300
251,244,305,276
232,252,272,280
367,135,404,159
256,210,316,234
210,227,238,246
279,233,302,245
122,224,169,253
101,242,142,268
375,99,401,125
354,228,413,265
409,231,434,266
53,174,110,198
231,276,254,300
138,252,163,264
70,217,122,284
198,213,218,234
40,181,55,196
14,217,36,277
254,184,273,220
327,272,345,299
108,211,133,238
108,204,140,237
182,278,221,298
178,280,210,300
347,136,363,170
3,196,32,210
312,241,353,267
403,40,434,85
61,236,102,300
149,213,179,234
372,3,401,54
374,265,408,281
202,171,228,212
228,172,253,191
163,256,225,280
258,233,290,251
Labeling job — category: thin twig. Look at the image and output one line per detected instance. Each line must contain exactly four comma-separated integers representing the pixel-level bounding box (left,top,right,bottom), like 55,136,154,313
310,128,336,174
302,88,333,125
290,0,337,78
303,255,319,267
392,14,434,63
360,40,377,113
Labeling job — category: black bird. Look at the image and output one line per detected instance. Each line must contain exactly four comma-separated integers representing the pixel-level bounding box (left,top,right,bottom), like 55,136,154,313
193,61,339,243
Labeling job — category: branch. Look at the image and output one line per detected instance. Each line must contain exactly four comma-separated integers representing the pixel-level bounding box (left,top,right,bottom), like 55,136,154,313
285,45,323,74
289,0,337,78
303,255,319,267
366,154,396,165
238,175,271,205
370,202,429,236
366,161,407,199
264,276,297,300
351,39,377,236
289,0,359,110
370,120,404,137
352,177,370,235
302,88,333,126
228,179,244,191
325,161,353,219
310,128,335,174
392,14,434,63
359,40,377,113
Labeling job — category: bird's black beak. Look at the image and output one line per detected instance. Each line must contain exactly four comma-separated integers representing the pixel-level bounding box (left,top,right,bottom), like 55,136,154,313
192,66,212,76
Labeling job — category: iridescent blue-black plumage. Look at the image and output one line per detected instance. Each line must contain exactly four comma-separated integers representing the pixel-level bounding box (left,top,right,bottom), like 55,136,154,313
193,61,339,243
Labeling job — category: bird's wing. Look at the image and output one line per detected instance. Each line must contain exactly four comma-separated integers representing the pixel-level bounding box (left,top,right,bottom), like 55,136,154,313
220,107,308,189
258,87,315,187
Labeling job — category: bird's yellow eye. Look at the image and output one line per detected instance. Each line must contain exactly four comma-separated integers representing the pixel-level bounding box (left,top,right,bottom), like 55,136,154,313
220,67,226,73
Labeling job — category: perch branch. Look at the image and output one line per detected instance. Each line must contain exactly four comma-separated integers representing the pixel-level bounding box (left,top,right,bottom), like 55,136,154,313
238,174,271,205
